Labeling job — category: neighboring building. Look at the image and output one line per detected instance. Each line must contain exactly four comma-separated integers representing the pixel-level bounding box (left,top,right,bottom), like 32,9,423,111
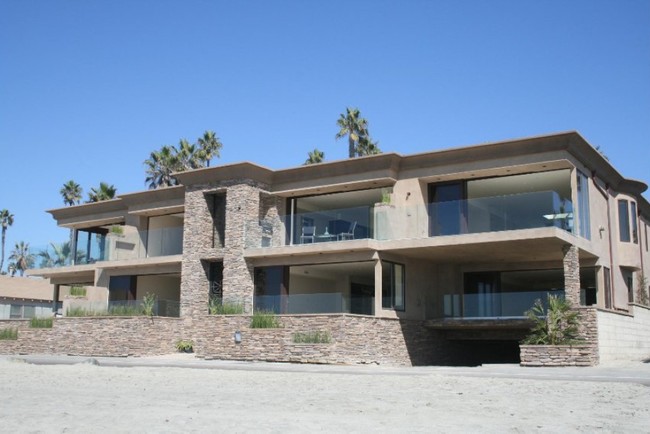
18,131,650,365
0,276,58,319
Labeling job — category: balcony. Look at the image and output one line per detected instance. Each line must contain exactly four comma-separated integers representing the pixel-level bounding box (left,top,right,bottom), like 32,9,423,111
244,191,573,249
32,226,183,269
442,290,565,319
254,292,374,315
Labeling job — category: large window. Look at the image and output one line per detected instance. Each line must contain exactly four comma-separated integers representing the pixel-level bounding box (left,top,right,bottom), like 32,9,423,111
630,202,638,244
428,170,573,236
576,170,591,240
254,262,375,315
382,261,405,311
618,200,638,244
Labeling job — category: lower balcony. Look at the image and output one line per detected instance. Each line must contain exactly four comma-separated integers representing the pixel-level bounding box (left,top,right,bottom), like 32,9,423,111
442,290,565,319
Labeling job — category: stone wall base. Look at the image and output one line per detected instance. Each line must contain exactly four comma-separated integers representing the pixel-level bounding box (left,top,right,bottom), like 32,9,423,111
520,344,597,367
193,315,442,366
0,315,443,366
0,317,181,357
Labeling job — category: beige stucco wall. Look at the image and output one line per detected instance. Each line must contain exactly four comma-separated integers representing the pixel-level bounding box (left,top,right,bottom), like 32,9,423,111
136,275,181,301
598,304,650,363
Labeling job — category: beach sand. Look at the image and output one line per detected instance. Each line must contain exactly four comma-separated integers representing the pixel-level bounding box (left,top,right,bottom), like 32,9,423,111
0,358,648,433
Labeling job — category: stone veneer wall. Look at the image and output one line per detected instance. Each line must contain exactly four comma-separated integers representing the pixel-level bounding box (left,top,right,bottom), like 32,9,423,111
597,304,650,363
520,307,599,366
562,244,580,306
520,344,596,366
0,317,181,356
181,179,270,318
1,315,445,365
192,314,441,366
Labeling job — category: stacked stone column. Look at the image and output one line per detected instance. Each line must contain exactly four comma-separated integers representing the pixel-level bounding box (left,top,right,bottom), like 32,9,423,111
562,244,580,306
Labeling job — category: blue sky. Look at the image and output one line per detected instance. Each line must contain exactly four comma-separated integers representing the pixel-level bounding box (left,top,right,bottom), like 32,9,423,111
0,0,649,269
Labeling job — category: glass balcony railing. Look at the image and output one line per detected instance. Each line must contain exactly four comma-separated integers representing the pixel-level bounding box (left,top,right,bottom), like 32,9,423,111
430,191,573,236
442,290,565,319
30,226,183,269
64,299,180,318
254,293,374,315
244,191,573,249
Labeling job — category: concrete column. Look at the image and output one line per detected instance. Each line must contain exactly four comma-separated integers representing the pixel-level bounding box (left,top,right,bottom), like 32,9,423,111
374,255,382,316
562,244,580,306
52,284,60,315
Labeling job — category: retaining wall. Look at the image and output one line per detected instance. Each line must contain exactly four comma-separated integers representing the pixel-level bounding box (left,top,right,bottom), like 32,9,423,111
192,314,440,366
597,304,650,363
0,317,181,357
0,315,441,365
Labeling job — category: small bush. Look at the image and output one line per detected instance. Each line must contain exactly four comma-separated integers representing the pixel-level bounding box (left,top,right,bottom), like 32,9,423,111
175,339,194,353
522,295,581,345
208,297,244,315
69,285,87,297
0,328,18,340
108,305,143,316
30,317,53,328
292,331,331,344
250,310,281,329
66,306,92,317
142,293,156,316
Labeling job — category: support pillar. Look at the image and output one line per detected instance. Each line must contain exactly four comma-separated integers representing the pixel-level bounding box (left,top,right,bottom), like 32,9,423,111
562,244,580,306
52,284,60,315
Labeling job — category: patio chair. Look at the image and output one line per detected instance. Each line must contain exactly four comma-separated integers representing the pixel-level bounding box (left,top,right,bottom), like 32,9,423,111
300,225,316,244
337,221,357,241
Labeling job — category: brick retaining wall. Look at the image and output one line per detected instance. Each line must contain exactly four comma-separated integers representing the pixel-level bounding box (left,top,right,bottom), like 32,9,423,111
193,314,441,366
0,317,181,357
520,344,597,366
519,308,599,366
1,315,441,365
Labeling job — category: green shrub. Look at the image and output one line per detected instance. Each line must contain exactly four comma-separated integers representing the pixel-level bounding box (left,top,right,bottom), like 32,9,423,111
66,306,93,317
30,317,53,328
69,285,87,297
208,297,244,315
0,328,18,340
141,293,157,316
292,331,331,344
250,310,281,329
522,295,581,345
108,304,143,316
175,339,194,352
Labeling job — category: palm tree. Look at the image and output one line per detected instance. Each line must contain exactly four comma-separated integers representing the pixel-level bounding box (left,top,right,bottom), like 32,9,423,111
145,145,179,189
175,139,202,170
60,180,83,206
9,241,34,276
60,180,83,262
0,209,14,273
197,130,223,167
304,148,325,165
38,241,78,268
87,182,117,202
336,107,369,158
356,135,382,156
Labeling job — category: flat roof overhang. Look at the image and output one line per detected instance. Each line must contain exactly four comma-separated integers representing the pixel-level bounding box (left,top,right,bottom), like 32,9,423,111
244,227,596,265
245,239,379,265
379,227,597,264
27,255,182,280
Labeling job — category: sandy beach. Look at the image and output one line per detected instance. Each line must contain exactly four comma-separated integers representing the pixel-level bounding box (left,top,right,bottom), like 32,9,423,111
0,357,648,433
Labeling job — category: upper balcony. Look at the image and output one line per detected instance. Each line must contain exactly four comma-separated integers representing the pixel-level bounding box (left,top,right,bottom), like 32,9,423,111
32,225,183,270
245,190,574,251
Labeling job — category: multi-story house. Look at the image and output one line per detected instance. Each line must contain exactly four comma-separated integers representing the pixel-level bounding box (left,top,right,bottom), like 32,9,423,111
15,131,650,365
